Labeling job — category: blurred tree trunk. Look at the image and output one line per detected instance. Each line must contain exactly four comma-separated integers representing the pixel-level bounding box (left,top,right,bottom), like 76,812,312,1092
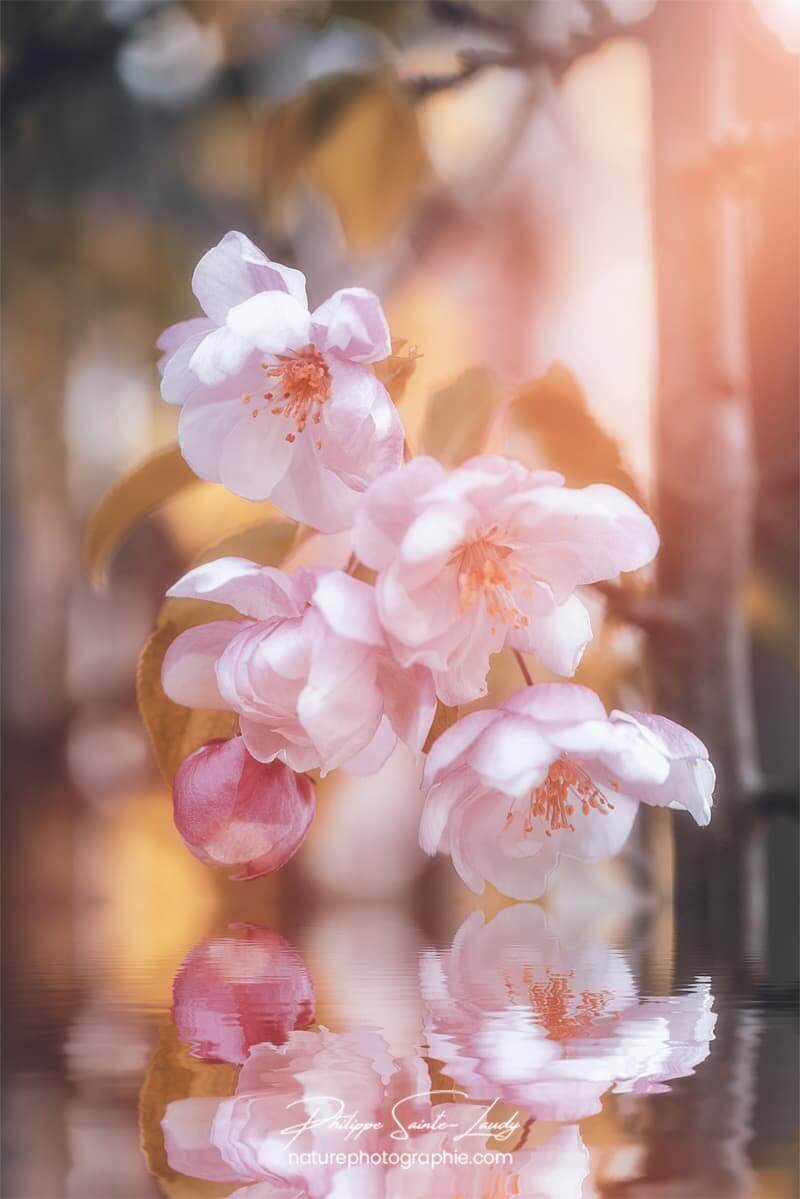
649,0,762,927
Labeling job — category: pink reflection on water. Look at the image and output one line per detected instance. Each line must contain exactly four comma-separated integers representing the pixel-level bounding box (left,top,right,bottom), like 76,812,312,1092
173,923,315,1064
422,905,716,1123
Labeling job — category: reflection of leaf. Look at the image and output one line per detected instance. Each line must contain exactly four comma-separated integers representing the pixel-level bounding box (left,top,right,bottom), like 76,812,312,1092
423,702,460,754
139,1021,237,1199
503,365,646,508
139,520,297,781
85,445,198,586
263,72,426,251
374,338,420,406
421,367,501,466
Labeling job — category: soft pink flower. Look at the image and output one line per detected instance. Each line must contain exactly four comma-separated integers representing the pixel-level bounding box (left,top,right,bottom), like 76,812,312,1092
353,455,658,704
420,682,714,899
173,736,315,879
173,924,315,1063
162,558,436,776
421,905,716,1123
158,230,404,532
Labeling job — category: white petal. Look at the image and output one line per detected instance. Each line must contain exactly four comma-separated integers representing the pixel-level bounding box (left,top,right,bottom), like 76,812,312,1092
226,291,312,356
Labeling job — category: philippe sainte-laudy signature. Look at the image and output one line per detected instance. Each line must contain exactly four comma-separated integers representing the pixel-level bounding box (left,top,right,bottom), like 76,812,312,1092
280,1091,522,1148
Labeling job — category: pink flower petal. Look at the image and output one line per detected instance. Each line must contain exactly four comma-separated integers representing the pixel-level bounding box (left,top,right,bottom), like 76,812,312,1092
378,661,437,755
192,231,307,323
311,287,391,363
466,715,553,799
218,408,295,500
162,1098,242,1183
167,558,306,621
178,393,246,481
226,291,312,356
340,715,397,775
296,630,383,775
423,709,502,788
354,457,445,570
312,571,384,647
502,682,607,723
269,431,362,533
157,316,213,367
162,621,244,709
173,736,315,879
189,325,254,386
508,590,593,677
159,317,215,404
513,482,659,596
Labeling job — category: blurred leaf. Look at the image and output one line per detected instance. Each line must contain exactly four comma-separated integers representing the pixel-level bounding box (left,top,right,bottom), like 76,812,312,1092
421,366,501,466
263,71,426,251
423,701,459,754
374,338,420,405
85,445,197,587
137,625,238,786
140,520,297,781
503,364,646,508
139,1021,237,1199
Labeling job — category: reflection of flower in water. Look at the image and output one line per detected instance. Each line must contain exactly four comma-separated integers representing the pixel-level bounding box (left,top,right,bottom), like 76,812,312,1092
161,1028,590,1199
172,923,315,1064
519,967,612,1042
422,905,717,1123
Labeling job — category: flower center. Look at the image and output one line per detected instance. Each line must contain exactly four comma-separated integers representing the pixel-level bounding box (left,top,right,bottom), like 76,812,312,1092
507,757,617,837
259,346,331,443
507,967,611,1041
450,527,528,634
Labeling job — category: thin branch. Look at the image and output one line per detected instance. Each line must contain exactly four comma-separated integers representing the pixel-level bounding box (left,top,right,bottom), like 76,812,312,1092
513,649,533,687
408,3,624,101
593,581,692,634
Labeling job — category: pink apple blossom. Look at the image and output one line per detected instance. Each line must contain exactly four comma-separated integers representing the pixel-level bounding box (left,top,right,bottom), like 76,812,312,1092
420,682,715,899
173,736,315,879
157,231,404,532
421,905,716,1123
162,558,436,776
173,924,315,1063
353,455,659,704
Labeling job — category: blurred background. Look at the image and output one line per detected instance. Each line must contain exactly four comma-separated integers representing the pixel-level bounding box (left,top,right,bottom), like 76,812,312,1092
2,1,798,1196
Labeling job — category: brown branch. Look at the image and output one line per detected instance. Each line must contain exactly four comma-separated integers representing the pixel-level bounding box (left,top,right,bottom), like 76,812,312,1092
592,582,691,634
408,3,625,101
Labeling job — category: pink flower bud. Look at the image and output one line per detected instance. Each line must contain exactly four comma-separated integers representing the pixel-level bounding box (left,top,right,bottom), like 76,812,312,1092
172,923,315,1063
173,736,315,879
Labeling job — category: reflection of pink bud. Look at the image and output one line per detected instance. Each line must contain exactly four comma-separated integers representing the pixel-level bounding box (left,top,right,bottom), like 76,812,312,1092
173,924,315,1063
173,736,315,879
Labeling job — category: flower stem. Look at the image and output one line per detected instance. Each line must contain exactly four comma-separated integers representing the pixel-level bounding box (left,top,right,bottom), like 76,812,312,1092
513,649,533,687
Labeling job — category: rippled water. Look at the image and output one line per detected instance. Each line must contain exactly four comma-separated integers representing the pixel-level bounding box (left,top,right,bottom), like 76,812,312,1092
4,889,798,1199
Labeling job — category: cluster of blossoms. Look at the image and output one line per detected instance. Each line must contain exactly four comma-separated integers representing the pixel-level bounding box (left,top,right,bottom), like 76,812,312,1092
157,231,715,898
